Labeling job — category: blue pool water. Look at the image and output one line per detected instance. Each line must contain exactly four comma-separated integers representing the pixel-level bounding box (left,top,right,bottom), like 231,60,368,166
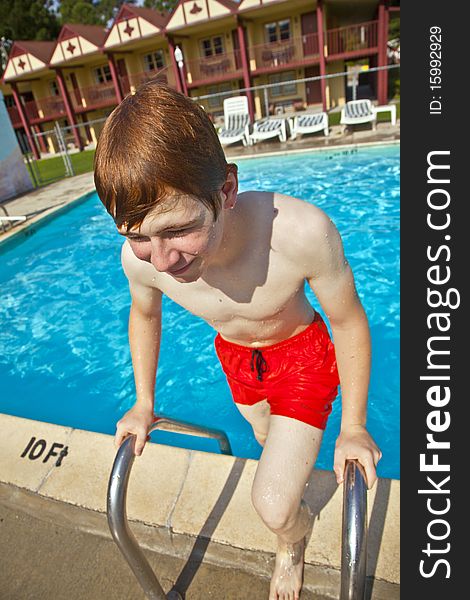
0,144,399,478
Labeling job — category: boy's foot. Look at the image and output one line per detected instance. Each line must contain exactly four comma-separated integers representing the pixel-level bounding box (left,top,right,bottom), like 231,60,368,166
269,535,306,600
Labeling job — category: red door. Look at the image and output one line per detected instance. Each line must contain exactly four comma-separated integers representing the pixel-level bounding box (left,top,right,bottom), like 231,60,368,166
117,59,130,95
304,66,322,105
301,12,318,57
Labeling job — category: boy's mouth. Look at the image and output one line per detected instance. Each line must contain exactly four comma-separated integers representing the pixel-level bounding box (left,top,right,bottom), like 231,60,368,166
167,260,194,275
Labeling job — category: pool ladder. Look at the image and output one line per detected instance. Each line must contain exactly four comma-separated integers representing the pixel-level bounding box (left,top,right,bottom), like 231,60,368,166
107,418,367,600
107,416,232,600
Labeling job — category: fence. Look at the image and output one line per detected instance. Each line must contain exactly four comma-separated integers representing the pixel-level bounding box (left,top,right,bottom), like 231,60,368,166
22,64,399,188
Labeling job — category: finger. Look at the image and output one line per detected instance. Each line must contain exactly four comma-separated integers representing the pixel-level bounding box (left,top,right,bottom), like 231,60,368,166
360,456,377,489
134,432,147,456
333,455,346,484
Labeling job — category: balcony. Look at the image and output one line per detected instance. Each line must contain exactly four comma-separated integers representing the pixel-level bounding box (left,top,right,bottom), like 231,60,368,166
249,33,319,73
71,82,117,112
118,67,177,95
185,51,243,86
326,21,378,58
22,96,66,123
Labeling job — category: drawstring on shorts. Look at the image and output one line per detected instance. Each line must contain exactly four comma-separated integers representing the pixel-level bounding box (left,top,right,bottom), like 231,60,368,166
250,349,268,381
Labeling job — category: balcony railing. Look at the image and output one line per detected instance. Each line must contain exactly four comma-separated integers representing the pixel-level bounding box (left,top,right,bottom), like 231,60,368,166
249,33,319,71
327,21,378,57
119,67,176,95
186,51,243,85
72,82,117,111
23,96,66,122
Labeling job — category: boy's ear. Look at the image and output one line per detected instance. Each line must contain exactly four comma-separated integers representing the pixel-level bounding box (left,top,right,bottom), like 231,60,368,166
221,170,238,209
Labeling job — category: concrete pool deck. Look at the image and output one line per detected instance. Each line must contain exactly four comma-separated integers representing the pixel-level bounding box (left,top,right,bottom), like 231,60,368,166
0,413,399,599
0,121,399,245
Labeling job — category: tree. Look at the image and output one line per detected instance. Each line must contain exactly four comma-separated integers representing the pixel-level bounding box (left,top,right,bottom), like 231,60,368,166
143,0,179,13
0,0,60,43
58,1,136,28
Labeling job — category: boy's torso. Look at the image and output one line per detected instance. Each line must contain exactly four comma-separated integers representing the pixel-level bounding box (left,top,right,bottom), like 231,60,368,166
126,191,321,348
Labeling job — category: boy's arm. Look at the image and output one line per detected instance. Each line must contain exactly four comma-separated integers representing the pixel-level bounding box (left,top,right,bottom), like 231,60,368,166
303,210,382,488
122,241,163,411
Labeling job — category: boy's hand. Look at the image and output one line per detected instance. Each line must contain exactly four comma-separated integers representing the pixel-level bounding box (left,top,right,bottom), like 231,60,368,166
333,424,382,489
115,404,156,456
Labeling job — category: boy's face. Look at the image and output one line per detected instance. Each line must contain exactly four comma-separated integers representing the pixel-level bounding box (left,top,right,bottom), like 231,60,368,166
118,194,228,283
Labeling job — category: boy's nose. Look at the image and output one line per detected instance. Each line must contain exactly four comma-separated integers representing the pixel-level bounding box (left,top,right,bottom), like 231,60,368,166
150,238,180,273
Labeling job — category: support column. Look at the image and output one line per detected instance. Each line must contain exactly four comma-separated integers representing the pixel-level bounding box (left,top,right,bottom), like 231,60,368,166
377,0,388,105
166,36,183,94
107,53,124,103
33,125,47,153
10,82,40,159
54,68,84,151
237,19,254,122
316,0,327,111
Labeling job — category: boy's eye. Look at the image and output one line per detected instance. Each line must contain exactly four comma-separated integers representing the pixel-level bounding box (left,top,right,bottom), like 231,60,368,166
165,228,191,238
128,236,149,243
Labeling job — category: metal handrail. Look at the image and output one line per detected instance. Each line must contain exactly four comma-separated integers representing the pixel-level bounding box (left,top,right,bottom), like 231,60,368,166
340,459,368,600
107,415,233,600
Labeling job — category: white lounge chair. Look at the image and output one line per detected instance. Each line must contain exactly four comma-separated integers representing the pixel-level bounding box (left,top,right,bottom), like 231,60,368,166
340,99,377,132
217,96,251,147
290,112,329,140
250,118,287,144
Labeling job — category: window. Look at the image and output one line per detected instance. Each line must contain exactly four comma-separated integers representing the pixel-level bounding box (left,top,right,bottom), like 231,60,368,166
50,80,59,96
143,50,165,71
94,65,112,85
268,71,296,97
207,83,232,108
200,35,224,58
264,19,291,43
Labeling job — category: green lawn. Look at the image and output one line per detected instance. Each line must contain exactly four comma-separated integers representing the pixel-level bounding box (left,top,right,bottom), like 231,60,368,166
32,149,96,184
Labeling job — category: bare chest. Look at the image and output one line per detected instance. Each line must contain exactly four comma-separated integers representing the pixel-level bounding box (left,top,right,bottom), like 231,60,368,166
155,252,310,343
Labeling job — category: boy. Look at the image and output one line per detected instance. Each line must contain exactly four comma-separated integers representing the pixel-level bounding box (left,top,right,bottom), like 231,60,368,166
94,82,381,600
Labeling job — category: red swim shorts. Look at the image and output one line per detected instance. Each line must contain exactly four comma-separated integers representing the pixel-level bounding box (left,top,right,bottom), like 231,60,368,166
214,312,340,430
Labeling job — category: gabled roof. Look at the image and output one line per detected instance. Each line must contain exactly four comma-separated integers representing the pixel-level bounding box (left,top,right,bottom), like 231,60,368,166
128,5,169,29
3,41,55,81
104,3,169,49
57,24,108,47
166,0,238,32
50,24,107,65
9,41,55,63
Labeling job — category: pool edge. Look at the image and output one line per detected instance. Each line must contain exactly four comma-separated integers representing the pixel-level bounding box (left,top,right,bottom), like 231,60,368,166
0,412,400,590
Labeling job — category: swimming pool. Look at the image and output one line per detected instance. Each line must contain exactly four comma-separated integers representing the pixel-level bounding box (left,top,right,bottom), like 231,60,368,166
0,144,399,478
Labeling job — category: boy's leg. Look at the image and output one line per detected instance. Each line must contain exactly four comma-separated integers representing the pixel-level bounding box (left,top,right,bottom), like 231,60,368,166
235,399,271,446
251,414,323,600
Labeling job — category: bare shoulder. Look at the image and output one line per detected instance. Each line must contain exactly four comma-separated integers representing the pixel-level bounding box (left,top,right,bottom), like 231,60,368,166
121,240,163,290
271,192,345,278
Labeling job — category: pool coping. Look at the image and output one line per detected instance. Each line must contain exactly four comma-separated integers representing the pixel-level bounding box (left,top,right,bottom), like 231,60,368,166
231,139,400,161
0,412,400,597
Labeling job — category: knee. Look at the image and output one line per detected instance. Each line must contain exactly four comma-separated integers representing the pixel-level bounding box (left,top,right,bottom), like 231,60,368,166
251,487,295,531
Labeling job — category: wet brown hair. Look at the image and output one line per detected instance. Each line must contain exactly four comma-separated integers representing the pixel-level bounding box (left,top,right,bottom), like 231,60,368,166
94,81,237,230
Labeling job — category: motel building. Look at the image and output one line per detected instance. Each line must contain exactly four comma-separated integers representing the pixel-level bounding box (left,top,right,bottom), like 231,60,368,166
0,0,399,159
